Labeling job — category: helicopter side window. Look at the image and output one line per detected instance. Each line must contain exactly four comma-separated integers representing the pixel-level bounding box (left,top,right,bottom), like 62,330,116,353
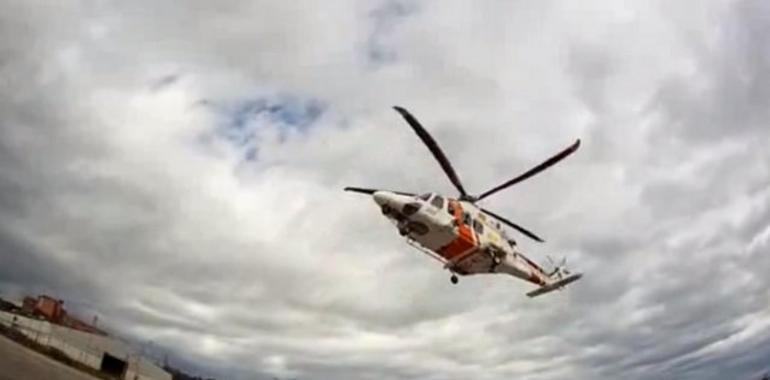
419,193,432,201
473,219,484,235
430,195,444,209
462,212,471,226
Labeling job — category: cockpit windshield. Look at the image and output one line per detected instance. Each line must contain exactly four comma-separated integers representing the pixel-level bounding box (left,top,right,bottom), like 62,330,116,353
430,195,445,209
418,193,432,201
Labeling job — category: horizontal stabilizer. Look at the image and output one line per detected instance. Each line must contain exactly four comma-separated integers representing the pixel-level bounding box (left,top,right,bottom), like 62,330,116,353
526,273,583,298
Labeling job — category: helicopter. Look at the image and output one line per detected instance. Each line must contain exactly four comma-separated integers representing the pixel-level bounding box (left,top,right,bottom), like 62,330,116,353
344,106,583,298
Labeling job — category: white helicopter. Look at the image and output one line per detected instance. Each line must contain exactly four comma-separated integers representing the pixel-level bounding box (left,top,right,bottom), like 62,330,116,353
345,106,583,298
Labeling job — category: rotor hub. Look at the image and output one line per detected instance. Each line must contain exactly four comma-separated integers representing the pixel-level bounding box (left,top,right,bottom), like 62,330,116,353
458,194,478,203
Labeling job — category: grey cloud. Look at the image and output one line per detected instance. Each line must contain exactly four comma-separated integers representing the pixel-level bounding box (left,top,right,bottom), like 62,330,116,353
1,0,770,380
648,0,770,142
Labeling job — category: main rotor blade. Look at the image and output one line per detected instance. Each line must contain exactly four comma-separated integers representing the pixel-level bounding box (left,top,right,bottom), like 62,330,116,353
393,106,468,197
477,139,581,201
344,187,416,197
480,207,545,243
344,187,378,195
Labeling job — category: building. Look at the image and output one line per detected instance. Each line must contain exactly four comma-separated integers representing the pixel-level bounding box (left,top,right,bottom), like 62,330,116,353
62,313,105,336
0,297,20,312
0,310,171,380
29,295,64,322
21,296,36,313
21,295,107,336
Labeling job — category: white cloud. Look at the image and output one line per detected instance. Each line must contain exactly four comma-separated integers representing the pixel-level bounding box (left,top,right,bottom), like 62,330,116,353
1,0,769,379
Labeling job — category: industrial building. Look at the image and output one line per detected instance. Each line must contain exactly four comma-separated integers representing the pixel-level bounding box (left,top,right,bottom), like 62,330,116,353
20,294,108,336
0,305,171,380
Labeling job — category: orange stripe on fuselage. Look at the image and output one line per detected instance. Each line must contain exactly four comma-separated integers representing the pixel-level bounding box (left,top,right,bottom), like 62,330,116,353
528,272,547,286
438,200,478,263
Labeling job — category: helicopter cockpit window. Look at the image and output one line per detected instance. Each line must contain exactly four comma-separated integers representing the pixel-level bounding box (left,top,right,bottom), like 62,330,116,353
473,219,484,235
402,202,421,216
430,195,444,209
418,193,432,201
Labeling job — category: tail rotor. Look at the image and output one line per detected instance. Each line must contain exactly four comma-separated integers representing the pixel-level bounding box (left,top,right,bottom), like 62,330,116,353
546,255,571,279
526,255,582,298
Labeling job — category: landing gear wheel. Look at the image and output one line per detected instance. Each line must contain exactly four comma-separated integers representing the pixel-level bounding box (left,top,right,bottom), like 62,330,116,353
398,227,409,236
450,274,458,284
490,257,501,272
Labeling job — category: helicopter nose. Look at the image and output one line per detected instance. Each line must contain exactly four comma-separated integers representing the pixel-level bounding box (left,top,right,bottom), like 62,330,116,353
373,191,422,217
372,191,394,207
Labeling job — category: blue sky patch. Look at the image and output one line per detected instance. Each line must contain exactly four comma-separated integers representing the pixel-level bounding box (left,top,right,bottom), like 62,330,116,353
201,94,327,162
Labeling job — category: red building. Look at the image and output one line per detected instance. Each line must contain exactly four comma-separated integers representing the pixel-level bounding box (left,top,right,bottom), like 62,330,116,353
21,295,107,336
36,295,64,322
21,297,36,312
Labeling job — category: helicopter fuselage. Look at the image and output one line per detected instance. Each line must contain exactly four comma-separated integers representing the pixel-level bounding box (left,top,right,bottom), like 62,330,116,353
373,190,553,286
345,106,582,296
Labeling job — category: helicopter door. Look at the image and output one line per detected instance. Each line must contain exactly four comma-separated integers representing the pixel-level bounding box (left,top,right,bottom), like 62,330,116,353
437,200,477,262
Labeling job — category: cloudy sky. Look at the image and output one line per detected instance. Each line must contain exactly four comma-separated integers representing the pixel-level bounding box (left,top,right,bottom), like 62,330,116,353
1,0,769,379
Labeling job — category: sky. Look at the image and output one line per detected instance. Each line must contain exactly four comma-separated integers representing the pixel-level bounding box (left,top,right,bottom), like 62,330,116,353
0,0,769,379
